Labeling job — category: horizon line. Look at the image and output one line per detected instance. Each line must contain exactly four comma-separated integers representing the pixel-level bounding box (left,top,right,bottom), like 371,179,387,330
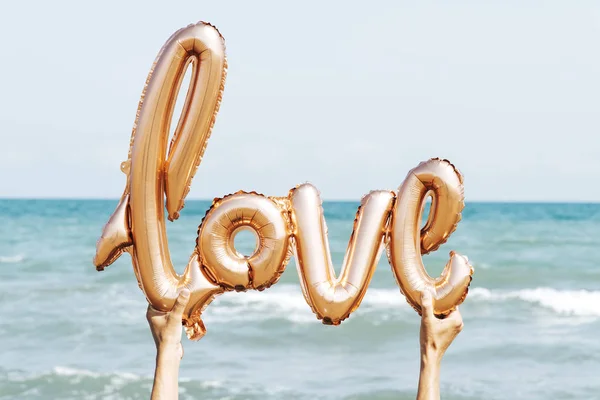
0,197,599,204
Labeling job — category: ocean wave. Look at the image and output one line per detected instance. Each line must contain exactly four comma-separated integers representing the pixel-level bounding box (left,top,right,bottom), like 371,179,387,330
39,282,598,328
0,254,24,263
1,367,291,400
203,285,600,324
6,366,222,386
52,366,140,381
204,285,409,324
3,366,144,384
469,287,600,317
0,366,150,400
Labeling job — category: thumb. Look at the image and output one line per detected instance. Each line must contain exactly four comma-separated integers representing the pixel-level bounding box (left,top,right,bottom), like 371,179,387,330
420,289,435,319
171,288,191,317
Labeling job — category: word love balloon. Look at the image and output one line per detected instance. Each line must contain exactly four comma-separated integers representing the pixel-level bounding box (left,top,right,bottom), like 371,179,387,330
94,21,474,341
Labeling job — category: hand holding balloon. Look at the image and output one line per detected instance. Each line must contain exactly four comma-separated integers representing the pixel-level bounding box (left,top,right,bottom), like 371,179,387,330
147,289,190,400
147,288,191,358
419,290,463,362
417,290,463,400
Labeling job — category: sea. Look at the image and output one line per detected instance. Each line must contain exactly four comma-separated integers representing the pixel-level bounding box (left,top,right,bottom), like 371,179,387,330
0,199,599,400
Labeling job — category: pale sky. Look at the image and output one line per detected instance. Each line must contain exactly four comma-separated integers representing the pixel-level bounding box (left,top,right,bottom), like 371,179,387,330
1,1,599,201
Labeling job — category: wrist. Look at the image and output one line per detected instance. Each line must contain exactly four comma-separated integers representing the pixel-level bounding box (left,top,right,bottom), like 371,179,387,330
157,342,182,359
421,346,442,368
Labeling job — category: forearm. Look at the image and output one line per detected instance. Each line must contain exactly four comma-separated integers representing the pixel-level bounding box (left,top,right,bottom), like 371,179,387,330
416,350,441,400
151,345,181,400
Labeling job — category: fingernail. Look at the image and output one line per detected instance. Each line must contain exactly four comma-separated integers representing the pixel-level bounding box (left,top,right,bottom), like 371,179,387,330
180,288,191,298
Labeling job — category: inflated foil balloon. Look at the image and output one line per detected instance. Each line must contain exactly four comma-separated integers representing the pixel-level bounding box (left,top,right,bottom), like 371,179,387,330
387,159,473,317
95,21,234,341
94,21,473,341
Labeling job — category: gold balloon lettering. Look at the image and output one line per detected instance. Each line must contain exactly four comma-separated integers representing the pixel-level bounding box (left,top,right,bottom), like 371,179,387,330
94,21,473,341
289,185,396,325
387,159,473,317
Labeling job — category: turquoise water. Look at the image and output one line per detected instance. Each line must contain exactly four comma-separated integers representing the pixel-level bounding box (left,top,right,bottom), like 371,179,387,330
0,200,599,399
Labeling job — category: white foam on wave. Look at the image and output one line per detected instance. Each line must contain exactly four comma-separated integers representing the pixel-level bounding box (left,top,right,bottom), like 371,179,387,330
7,367,229,398
205,285,409,324
470,287,600,317
0,254,24,263
17,368,245,395
53,366,102,378
198,379,225,388
52,366,139,381
4,366,146,385
203,285,600,323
